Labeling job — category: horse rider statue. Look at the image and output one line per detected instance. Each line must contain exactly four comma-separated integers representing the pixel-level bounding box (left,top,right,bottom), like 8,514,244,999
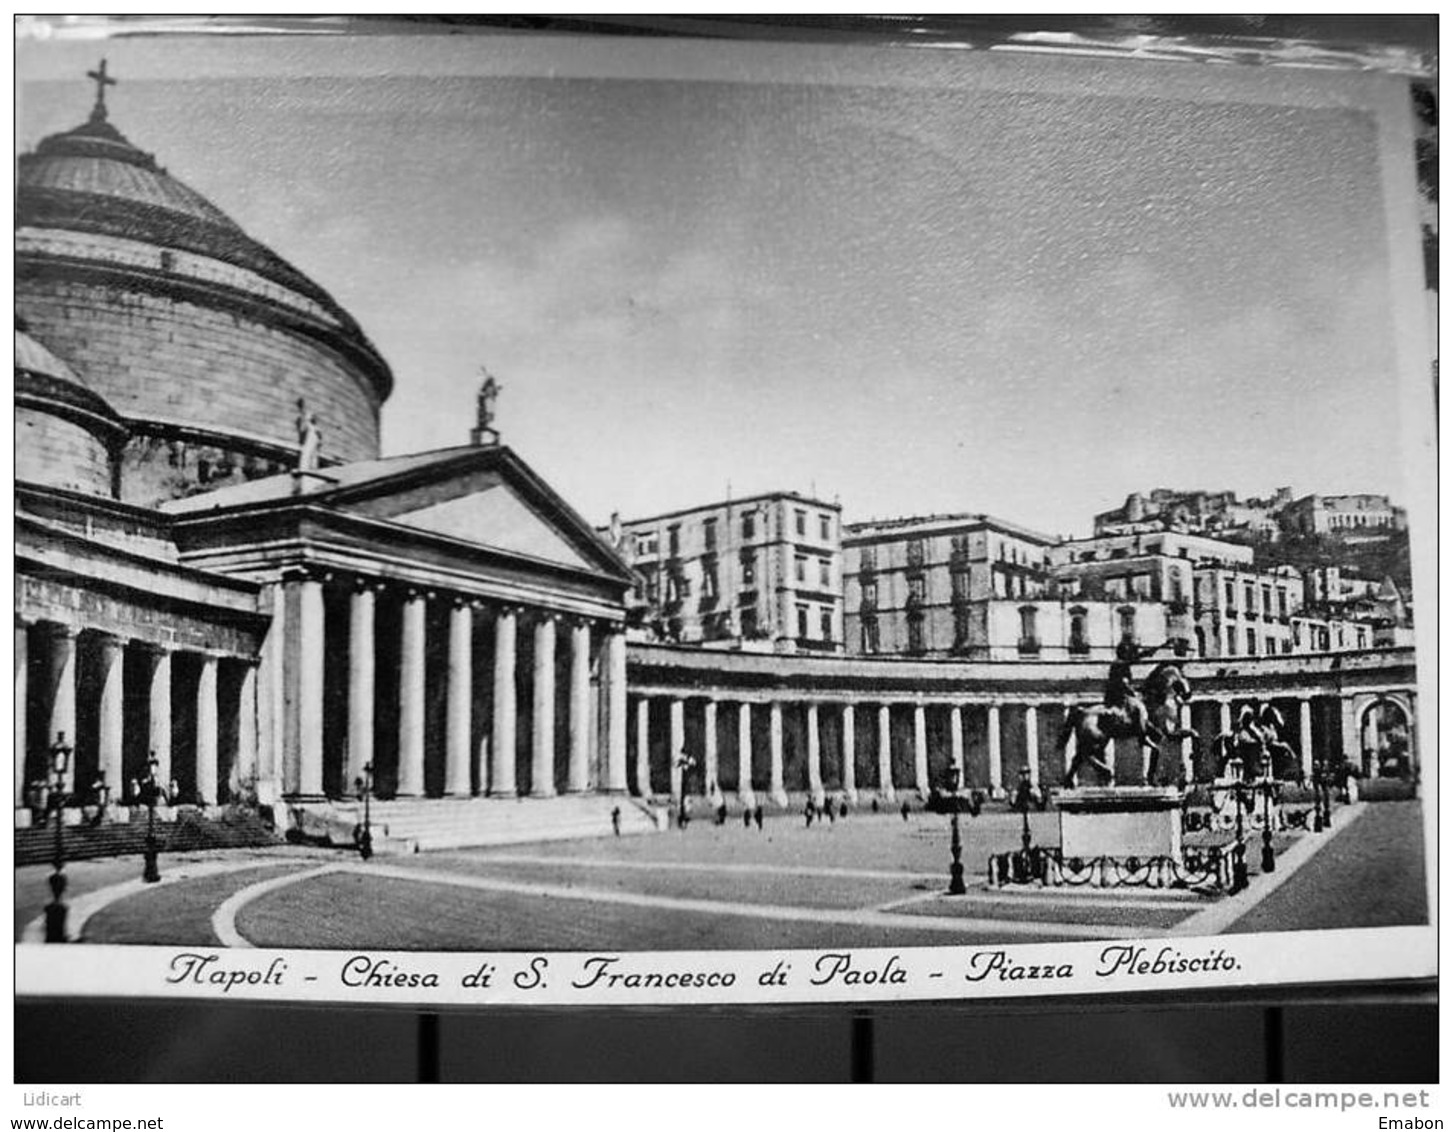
1059,639,1195,788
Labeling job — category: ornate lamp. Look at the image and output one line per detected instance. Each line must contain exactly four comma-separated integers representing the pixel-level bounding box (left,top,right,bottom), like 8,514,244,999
45,733,73,943
141,753,162,883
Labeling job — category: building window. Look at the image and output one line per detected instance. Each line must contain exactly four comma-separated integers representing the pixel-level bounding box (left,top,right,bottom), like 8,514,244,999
951,570,970,600
797,604,810,639
859,546,876,570
818,558,831,588
740,551,756,587
1244,582,1256,615
637,532,658,557
861,580,878,610
703,517,717,551
861,617,879,654
1224,579,1235,609
1277,588,1288,618
1246,628,1257,654
741,512,756,540
741,606,758,637
702,567,718,600
1018,606,1039,654
907,576,926,606
1118,606,1137,642
953,605,972,650
668,524,681,557
1069,609,1089,654
820,608,833,641
993,572,1007,598
795,509,807,537
907,615,925,654
907,538,926,568
795,555,807,583
819,514,831,541
1226,628,1238,656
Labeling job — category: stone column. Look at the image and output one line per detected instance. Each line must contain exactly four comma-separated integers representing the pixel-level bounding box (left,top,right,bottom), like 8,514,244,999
567,620,591,793
668,696,686,804
1218,699,1233,738
46,624,79,791
445,598,474,795
605,630,628,793
877,704,895,802
491,607,518,796
768,700,787,806
237,663,259,794
635,697,652,798
912,703,928,796
284,571,326,797
1177,703,1194,783
96,634,125,801
531,615,557,797
15,619,27,806
346,580,376,792
397,589,427,797
841,704,858,803
148,644,174,794
1340,696,1361,771
949,704,964,786
987,703,1003,796
806,702,824,807
703,700,719,797
195,651,219,805
737,702,757,809
1299,698,1315,779
1024,704,1040,788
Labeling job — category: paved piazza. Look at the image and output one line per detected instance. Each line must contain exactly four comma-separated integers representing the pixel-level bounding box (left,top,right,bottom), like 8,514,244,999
15,801,1425,951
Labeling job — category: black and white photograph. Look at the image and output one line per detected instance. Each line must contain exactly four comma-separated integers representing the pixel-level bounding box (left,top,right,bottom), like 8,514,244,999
14,18,1435,1037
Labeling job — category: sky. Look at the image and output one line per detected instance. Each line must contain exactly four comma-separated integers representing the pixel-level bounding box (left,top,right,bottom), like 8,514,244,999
15,36,1424,537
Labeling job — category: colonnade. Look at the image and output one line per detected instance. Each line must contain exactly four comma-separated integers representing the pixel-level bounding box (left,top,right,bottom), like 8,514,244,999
270,570,628,800
15,616,254,807
624,688,1411,804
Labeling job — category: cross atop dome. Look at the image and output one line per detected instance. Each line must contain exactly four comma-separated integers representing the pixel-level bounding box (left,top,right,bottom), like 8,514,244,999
87,58,117,123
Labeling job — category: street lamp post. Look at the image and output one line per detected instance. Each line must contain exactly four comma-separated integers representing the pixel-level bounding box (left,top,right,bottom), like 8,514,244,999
1229,780,1250,895
354,761,374,860
948,808,967,895
1259,777,1279,874
44,733,73,943
141,753,162,883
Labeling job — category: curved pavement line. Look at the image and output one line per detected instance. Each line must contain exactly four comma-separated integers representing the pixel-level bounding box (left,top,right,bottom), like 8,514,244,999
1169,802,1367,937
213,864,346,948
20,858,320,944
279,860,1146,941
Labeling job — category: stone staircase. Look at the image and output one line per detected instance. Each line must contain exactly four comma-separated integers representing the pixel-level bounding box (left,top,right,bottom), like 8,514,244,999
291,794,665,854
14,807,281,867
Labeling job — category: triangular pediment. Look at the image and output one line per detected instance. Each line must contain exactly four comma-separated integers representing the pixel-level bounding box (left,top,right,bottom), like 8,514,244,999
332,452,616,575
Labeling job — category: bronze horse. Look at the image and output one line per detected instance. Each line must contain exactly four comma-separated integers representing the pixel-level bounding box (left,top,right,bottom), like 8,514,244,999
1059,661,1196,787
1213,702,1301,783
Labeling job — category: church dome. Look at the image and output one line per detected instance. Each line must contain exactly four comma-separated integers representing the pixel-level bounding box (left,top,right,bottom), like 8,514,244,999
15,325,125,497
16,65,394,505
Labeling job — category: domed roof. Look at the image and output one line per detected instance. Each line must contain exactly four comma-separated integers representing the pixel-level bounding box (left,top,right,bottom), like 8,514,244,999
15,325,126,440
15,325,84,387
17,69,390,398
22,114,241,231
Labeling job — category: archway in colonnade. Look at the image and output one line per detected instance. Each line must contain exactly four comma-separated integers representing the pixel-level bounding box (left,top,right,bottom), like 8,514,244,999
1361,697,1413,779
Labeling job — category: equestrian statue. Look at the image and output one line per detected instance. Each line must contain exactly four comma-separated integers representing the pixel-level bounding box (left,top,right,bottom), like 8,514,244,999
1212,703,1300,783
1059,639,1196,788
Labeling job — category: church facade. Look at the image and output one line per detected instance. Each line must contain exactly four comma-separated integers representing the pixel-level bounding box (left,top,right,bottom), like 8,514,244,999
15,69,634,822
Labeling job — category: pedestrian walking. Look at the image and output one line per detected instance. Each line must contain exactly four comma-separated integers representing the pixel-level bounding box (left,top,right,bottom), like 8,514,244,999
900,800,911,821
611,806,621,836
754,804,764,830
804,798,815,827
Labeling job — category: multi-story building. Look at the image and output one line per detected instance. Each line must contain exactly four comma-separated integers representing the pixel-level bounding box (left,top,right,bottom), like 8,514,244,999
1046,530,1256,654
1279,493,1408,538
841,513,1169,660
616,493,843,652
1192,565,1307,658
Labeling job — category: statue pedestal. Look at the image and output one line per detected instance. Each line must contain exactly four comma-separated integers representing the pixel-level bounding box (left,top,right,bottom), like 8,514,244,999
1056,786,1184,861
